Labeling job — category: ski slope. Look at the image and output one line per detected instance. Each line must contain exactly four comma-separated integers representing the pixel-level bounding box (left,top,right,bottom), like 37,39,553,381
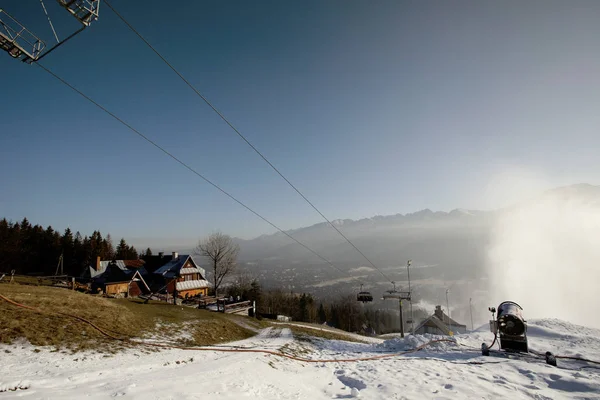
1,320,599,399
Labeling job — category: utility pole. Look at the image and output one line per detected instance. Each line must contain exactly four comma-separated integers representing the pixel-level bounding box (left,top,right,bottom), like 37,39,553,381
407,260,414,334
469,297,474,331
445,288,450,327
399,299,404,337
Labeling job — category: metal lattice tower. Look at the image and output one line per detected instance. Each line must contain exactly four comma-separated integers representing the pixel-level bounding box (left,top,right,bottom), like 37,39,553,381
0,9,46,63
56,0,100,26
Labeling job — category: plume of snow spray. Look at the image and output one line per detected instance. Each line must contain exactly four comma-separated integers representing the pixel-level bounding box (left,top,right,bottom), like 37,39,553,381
486,184,600,329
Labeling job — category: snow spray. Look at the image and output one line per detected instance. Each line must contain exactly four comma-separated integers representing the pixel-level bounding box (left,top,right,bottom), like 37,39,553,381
486,185,600,329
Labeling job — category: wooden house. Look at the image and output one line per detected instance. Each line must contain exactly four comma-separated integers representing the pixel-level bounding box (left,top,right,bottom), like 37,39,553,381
82,257,149,281
91,261,150,298
153,252,210,298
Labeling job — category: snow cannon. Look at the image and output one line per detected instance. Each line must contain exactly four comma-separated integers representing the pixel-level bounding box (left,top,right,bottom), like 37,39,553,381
485,301,528,353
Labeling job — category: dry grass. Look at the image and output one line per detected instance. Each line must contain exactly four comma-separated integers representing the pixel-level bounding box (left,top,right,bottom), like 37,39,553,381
4,275,56,286
0,284,255,352
282,324,368,343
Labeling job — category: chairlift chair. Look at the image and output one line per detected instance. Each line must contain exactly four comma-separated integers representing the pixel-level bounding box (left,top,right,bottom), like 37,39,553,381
357,284,373,303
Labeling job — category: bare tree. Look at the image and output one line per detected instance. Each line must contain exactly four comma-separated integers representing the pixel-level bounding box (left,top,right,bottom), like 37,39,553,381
195,232,239,296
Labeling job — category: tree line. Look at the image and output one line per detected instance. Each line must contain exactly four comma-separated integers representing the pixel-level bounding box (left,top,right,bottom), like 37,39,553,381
224,274,429,335
0,218,145,276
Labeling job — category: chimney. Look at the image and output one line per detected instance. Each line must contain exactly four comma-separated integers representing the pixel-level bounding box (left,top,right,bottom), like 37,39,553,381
172,251,178,260
159,252,164,258
434,305,444,320
94,256,101,271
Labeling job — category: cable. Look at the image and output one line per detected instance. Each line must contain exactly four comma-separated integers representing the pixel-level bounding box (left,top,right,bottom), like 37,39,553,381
102,0,392,284
34,62,357,283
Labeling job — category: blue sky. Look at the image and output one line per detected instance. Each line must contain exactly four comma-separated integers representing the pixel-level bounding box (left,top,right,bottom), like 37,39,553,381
2,0,600,248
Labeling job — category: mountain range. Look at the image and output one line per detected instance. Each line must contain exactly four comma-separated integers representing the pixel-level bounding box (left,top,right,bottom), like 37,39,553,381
235,183,599,266
231,183,599,321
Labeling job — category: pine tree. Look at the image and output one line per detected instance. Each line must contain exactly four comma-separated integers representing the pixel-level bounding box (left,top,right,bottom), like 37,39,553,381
104,234,115,260
115,238,128,259
318,303,327,324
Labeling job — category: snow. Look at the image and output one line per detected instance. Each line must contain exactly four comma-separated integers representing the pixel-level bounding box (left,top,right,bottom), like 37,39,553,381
175,279,211,291
1,320,600,399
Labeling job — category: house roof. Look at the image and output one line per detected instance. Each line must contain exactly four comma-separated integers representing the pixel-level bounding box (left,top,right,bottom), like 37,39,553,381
432,306,466,328
415,308,466,335
154,255,206,279
175,279,211,291
141,254,173,273
414,315,453,335
86,259,145,279
180,267,204,275
123,259,145,268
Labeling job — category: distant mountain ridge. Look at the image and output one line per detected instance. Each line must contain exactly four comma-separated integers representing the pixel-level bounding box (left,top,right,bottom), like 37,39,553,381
234,183,599,264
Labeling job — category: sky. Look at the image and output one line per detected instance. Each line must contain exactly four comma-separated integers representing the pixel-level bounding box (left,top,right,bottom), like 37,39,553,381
2,0,600,249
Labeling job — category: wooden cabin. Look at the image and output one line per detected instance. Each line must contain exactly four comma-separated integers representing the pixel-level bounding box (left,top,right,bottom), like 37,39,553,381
154,253,210,299
91,263,150,298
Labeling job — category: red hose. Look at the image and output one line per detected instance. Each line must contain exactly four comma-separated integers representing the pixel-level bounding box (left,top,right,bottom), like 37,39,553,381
0,293,455,363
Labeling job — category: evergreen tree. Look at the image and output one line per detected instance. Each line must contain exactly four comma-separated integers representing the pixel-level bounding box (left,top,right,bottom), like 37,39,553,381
318,303,327,324
115,238,128,259
103,234,115,260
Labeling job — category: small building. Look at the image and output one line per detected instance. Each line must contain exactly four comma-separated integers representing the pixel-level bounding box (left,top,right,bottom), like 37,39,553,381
414,305,467,335
153,252,210,299
91,261,150,298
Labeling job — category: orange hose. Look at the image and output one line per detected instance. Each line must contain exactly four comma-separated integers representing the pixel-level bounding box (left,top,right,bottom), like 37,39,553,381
0,292,455,363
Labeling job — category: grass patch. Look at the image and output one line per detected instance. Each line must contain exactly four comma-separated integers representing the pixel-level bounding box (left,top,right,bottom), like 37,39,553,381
3,275,56,286
0,284,256,352
282,324,368,344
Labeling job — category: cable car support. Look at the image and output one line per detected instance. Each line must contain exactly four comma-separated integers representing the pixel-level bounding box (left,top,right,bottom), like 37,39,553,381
382,281,412,338
0,0,99,64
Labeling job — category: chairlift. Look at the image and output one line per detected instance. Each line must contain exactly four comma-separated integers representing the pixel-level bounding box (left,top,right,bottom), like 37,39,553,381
356,284,373,303
0,0,99,64
0,9,46,63
382,281,411,300
56,0,100,27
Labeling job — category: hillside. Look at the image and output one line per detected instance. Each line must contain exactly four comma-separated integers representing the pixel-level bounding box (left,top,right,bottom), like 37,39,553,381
0,284,258,351
1,318,599,398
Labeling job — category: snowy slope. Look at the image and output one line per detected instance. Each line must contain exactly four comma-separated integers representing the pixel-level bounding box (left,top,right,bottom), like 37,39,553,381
1,320,599,399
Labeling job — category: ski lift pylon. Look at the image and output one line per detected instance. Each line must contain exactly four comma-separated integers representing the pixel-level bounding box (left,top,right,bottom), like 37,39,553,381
357,284,373,303
56,0,100,27
1,1,99,64
0,9,46,63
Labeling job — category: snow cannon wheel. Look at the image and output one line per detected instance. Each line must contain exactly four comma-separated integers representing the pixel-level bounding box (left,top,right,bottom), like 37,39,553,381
482,343,490,356
545,351,557,367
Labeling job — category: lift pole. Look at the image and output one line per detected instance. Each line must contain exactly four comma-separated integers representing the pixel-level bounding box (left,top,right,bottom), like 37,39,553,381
446,288,450,326
407,260,413,334
399,299,405,338
469,297,474,331
383,285,411,338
